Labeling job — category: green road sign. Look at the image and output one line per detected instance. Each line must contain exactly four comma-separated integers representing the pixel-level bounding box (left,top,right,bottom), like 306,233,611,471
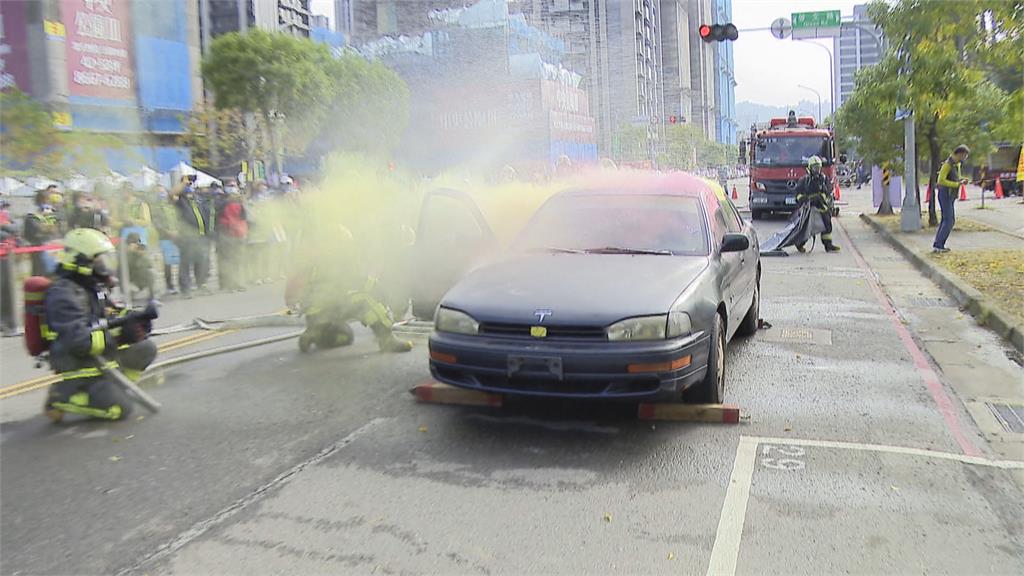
792,10,841,29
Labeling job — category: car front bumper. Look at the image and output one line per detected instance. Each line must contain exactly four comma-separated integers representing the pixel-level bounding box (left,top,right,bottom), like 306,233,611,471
750,193,798,211
428,330,710,401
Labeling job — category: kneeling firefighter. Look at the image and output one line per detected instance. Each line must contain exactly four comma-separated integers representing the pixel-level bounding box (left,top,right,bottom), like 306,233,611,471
289,227,412,354
795,155,840,253
44,228,160,422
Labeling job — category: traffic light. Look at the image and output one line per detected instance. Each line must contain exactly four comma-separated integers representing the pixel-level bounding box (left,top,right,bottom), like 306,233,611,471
699,23,738,42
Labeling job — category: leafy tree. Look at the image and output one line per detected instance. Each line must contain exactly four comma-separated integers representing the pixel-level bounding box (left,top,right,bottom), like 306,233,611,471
180,106,268,175
612,124,649,163
202,30,335,176
0,90,63,175
864,0,1020,225
306,55,411,156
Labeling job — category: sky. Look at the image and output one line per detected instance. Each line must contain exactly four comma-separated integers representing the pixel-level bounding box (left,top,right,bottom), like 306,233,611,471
732,0,863,107
309,0,864,108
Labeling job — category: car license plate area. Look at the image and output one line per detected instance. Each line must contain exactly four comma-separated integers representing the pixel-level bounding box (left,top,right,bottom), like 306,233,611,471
508,355,564,380
785,196,797,205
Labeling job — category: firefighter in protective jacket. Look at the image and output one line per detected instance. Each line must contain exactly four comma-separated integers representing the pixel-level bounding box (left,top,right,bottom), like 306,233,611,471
292,226,412,354
795,155,840,253
44,228,159,422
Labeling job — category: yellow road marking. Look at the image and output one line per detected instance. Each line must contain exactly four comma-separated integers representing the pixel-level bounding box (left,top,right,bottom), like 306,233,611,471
0,330,236,400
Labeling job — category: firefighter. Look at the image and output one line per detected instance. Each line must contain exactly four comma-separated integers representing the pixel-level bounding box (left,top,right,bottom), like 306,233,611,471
44,228,159,422
294,227,412,354
795,155,840,253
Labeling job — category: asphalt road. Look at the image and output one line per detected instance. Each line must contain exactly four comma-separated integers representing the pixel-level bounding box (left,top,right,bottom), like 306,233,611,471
2,202,1022,575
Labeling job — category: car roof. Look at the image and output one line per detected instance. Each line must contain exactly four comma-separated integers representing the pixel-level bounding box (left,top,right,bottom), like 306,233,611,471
554,170,715,199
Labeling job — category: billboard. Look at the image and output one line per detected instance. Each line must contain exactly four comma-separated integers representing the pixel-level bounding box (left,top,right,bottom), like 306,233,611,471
0,0,32,91
62,0,134,101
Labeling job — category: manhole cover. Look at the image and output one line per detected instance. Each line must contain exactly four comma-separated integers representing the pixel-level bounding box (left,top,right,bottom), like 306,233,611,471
907,296,952,307
760,326,833,346
986,402,1024,434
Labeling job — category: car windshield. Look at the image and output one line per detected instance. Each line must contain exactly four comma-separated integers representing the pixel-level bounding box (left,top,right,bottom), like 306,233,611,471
511,193,708,256
755,137,831,167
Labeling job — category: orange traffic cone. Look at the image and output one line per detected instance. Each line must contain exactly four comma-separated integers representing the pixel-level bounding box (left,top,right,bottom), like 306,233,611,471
833,180,841,201
731,185,738,200
925,183,932,203
959,182,967,201
994,178,1004,199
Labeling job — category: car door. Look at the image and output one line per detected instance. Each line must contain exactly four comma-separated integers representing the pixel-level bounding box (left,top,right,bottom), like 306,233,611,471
719,194,758,315
709,198,743,336
410,188,498,319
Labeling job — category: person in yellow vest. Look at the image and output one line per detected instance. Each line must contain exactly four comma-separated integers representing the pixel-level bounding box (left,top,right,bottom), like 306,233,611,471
23,190,61,276
933,145,970,253
175,177,211,297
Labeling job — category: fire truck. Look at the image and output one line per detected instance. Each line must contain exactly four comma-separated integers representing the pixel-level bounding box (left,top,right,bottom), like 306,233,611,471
740,113,839,220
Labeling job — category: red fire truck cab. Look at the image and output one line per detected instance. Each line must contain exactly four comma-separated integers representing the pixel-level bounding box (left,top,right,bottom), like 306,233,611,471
740,114,837,220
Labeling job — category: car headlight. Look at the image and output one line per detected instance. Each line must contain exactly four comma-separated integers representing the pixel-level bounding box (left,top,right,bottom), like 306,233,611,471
607,315,667,341
754,181,766,191
667,311,692,338
435,307,479,335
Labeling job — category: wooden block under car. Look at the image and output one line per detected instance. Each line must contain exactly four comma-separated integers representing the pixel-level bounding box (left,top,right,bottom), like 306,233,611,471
412,381,503,408
637,402,741,423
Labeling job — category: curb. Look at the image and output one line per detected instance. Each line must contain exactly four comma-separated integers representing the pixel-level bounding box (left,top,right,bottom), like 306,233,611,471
860,214,1024,353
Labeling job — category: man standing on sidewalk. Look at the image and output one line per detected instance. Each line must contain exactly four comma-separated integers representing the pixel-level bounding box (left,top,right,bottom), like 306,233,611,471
933,145,970,253
176,180,211,298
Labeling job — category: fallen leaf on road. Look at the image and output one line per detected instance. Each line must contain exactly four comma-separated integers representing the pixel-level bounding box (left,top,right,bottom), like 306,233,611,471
136,415,145,422
108,456,121,462
784,426,793,432
667,553,676,560
891,485,900,491
603,513,612,523
418,426,428,433
125,434,135,440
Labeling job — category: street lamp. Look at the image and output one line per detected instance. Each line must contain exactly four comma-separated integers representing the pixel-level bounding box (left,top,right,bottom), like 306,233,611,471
795,39,835,120
797,84,822,122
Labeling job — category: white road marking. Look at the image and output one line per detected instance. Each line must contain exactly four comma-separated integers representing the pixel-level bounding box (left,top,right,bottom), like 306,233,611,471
706,436,759,576
751,435,1024,470
706,435,1024,576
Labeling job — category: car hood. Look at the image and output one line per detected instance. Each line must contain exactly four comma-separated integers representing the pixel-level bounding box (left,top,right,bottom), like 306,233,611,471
441,253,709,326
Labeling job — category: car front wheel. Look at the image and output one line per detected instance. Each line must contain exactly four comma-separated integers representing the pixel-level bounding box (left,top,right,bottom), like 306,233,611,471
689,313,725,404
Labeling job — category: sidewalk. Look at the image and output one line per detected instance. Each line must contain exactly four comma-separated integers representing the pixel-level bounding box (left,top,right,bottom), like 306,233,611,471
953,188,1024,238
861,211,1024,352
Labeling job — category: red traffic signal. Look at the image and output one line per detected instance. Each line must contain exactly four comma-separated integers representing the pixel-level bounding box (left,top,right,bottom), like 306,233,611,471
699,23,738,42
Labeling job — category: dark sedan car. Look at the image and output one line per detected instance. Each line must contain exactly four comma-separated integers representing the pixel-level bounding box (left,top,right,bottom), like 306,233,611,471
428,172,760,403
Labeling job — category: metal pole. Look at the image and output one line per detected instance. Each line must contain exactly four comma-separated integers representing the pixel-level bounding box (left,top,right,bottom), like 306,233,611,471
797,84,822,122
0,246,18,335
795,39,835,118
900,112,921,232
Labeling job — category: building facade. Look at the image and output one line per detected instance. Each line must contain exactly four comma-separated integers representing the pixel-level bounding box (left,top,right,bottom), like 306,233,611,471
1,0,202,171
685,0,715,141
833,3,883,107
203,0,310,44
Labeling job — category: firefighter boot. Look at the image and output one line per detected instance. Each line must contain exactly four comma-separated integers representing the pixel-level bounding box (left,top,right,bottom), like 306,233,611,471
824,241,841,253
795,243,807,253
316,323,354,349
372,323,412,353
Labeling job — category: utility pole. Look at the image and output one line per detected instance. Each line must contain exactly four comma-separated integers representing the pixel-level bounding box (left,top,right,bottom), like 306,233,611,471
899,109,921,231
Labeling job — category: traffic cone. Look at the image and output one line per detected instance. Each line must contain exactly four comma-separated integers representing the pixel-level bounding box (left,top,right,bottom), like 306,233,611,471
959,182,967,201
833,180,841,201
731,185,738,200
994,178,1004,199
925,183,932,203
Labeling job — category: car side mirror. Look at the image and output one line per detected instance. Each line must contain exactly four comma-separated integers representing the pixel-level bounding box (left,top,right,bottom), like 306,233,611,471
721,233,750,253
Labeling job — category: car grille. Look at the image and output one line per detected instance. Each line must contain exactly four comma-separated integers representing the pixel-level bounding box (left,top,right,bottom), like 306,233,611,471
479,322,607,340
760,180,797,194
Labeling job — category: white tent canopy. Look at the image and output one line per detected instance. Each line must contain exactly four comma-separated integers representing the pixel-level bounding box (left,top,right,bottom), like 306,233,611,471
172,162,221,188
0,177,24,195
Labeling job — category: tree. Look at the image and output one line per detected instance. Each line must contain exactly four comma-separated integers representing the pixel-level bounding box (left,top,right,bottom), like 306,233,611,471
180,106,268,175
0,90,63,175
866,0,1020,225
320,55,410,155
202,30,335,177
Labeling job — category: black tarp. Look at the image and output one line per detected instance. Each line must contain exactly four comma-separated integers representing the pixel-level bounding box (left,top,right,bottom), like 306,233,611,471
758,203,828,253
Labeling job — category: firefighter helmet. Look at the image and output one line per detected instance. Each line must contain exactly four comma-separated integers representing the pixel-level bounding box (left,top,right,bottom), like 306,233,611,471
61,228,115,278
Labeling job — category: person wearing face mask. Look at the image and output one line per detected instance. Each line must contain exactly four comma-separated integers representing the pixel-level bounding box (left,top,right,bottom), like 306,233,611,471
43,228,159,422
175,176,211,297
23,190,61,276
216,180,248,291
68,191,110,232
151,186,180,295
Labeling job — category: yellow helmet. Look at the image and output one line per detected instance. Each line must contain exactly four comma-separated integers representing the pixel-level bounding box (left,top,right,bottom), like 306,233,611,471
61,228,115,278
